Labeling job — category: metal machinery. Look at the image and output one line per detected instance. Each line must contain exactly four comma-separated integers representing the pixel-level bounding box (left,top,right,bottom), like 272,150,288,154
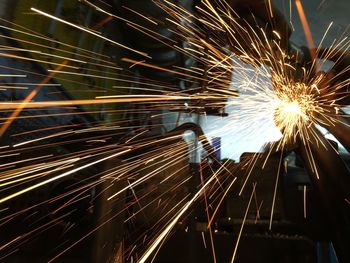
114,1,350,262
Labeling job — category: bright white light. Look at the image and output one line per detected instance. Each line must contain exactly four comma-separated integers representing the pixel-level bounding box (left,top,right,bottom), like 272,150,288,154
199,56,282,162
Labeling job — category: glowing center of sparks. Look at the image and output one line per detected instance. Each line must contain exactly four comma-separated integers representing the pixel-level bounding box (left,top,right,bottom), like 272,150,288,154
274,98,311,146
269,74,326,148
280,101,302,115
275,100,306,129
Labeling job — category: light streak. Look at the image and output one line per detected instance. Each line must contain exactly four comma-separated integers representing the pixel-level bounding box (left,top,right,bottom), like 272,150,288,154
0,74,27,77
138,167,219,263
231,183,256,263
0,149,131,204
303,185,307,218
269,151,283,230
0,154,52,169
200,165,217,263
0,29,117,65
295,0,317,66
30,8,149,58
201,231,207,248
107,135,185,200
0,52,78,69
0,60,68,136
12,130,73,147
121,58,208,82
122,5,158,26
0,95,191,110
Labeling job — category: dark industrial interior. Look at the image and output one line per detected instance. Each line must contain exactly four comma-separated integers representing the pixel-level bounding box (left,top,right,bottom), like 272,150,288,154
0,1,349,262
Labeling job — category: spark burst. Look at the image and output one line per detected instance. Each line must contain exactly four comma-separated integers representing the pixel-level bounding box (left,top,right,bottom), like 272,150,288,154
0,0,349,262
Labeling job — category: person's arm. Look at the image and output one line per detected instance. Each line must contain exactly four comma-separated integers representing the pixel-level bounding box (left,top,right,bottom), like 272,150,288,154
297,125,350,263
316,48,350,105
